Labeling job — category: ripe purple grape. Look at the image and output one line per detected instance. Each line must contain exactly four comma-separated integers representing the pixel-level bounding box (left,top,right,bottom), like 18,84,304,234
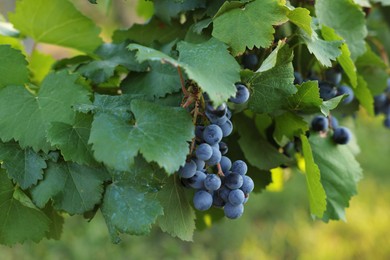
311,116,329,132
224,203,244,219
204,174,222,191
203,124,223,145
178,160,197,178
228,189,245,206
332,127,351,145
193,190,213,211
224,173,243,190
231,160,248,175
229,83,250,104
195,143,213,161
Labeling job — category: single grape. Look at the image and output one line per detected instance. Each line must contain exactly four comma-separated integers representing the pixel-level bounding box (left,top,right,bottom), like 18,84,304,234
224,173,244,189
195,143,213,161
332,127,351,145
337,85,354,104
203,124,223,145
325,69,342,85
240,175,254,194
204,174,222,191
219,119,233,137
218,185,231,202
188,171,207,189
319,81,337,101
212,192,226,208
224,203,244,219
231,160,248,175
194,158,205,171
178,160,197,178
205,111,228,125
205,102,227,117
228,189,245,206
206,145,222,166
311,116,329,132
241,53,258,70
220,156,232,173
229,83,250,104
219,142,228,155
193,190,213,211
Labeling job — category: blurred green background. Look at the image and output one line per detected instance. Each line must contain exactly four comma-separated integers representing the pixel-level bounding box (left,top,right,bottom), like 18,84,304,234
1,1,390,259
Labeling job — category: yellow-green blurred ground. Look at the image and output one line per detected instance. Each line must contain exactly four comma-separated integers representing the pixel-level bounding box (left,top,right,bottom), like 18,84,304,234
1,112,390,260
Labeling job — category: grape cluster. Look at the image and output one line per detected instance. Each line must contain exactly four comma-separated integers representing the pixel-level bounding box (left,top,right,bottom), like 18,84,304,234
310,115,352,145
178,83,254,219
294,69,355,104
374,78,390,128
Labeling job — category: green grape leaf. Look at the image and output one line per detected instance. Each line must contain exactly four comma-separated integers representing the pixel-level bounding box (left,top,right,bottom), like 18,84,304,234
247,44,296,114
287,7,312,36
129,38,240,105
113,18,188,45
0,141,47,190
121,61,181,98
101,156,164,243
102,185,163,242
78,42,146,84
0,171,50,245
0,71,92,152
9,0,103,53
315,0,367,60
300,135,327,218
157,175,196,241
212,0,288,55
356,45,388,95
355,76,374,116
274,112,309,146
89,99,194,173
43,204,64,240
320,95,344,116
31,161,106,214
28,50,56,84
153,0,206,23
47,113,96,165
287,81,323,113
235,115,291,170
310,134,363,222
0,45,29,89
321,25,357,88
300,21,342,67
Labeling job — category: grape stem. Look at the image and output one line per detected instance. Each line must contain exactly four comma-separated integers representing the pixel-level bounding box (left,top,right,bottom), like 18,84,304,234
217,163,224,176
177,66,189,96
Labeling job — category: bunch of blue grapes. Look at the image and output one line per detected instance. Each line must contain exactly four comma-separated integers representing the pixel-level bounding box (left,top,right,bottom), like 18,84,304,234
310,115,352,145
178,83,254,219
373,78,390,128
294,68,355,104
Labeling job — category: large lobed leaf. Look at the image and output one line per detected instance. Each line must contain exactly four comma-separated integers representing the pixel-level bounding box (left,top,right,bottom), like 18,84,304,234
0,71,92,152
247,43,296,114
0,141,47,190
157,175,196,241
129,38,240,105
212,0,288,55
315,0,367,60
89,97,194,174
0,171,50,245
310,134,363,222
9,0,103,53
0,45,29,89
